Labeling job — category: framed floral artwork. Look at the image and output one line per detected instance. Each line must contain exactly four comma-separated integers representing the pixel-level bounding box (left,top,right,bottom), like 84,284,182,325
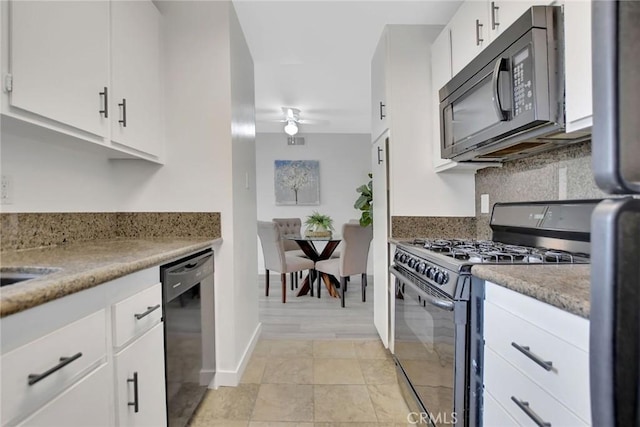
274,160,320,205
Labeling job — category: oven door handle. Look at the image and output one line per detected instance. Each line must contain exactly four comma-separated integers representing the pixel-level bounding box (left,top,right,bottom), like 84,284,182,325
389,266,455,311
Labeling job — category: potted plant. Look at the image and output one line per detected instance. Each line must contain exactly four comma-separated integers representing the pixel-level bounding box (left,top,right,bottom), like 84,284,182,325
354,173,373,226
304,211,334,237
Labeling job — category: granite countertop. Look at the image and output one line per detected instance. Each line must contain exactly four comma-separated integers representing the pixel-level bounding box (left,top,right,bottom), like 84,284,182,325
0,238,222,317
471,264,591,319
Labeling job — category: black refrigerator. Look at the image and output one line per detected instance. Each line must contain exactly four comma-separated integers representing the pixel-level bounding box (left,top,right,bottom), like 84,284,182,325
590,1,640,426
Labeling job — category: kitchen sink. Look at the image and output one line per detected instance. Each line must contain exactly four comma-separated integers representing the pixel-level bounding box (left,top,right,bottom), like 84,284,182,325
0,268,60,287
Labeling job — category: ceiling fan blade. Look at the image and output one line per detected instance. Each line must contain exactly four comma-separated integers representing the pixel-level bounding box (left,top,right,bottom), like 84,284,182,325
298,119,330,125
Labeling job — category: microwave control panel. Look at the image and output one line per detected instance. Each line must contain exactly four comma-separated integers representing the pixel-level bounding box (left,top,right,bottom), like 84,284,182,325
512,46,534,117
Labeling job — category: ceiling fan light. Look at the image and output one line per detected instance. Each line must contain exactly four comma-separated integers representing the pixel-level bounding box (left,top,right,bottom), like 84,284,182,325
284,120,298,135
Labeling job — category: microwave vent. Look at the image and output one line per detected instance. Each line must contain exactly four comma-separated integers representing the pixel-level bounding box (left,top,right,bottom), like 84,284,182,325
476,142,545,158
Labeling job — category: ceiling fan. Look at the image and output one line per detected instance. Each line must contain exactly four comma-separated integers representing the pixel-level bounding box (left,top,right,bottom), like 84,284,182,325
260,107,330,135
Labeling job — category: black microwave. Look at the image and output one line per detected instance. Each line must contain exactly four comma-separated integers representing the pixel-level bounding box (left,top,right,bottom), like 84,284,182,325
439,6,589,163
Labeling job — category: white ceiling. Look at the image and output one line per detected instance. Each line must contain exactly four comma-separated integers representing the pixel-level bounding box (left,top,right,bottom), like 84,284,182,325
232,0,463,134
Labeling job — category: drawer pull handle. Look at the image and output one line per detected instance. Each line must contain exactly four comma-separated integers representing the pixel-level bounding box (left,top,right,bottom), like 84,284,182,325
134,304,161,320
27,352,83,386
128,372,139,413
511,396,551,427
511,342,553,371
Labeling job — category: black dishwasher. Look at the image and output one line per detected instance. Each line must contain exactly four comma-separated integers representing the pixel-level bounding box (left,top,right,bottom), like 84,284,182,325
161,249,214,427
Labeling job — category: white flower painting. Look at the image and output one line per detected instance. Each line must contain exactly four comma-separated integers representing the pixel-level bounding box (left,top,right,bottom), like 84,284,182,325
274,160,320,205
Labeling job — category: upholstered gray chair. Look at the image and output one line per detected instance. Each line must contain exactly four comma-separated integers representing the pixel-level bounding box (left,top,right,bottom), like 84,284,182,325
273,217,306,288
314,222,373,307
258,221,315,303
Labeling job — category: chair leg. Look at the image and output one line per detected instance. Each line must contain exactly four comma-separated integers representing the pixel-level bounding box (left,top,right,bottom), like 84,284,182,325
340,276,347,307
310,270,315,297
290,272,294,291
317,272,322,299
281,273,286,303
344,277,348,293
295,273,299,288
362,273,367,302
265,270,270,296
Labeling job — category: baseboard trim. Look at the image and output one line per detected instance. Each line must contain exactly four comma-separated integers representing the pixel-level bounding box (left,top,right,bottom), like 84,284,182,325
210,322,262,388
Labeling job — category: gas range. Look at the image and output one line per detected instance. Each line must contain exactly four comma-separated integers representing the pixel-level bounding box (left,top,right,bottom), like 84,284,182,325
391,200,599,299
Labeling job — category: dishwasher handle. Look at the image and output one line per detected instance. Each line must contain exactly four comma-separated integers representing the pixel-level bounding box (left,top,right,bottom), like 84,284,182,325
389,265,454,311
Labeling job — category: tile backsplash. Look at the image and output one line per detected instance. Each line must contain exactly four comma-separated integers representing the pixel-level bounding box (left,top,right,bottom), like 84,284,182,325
0,212,221,251
475,141,606,239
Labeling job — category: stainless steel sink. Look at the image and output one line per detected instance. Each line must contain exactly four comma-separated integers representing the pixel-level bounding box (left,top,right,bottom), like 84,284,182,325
0,268,60,287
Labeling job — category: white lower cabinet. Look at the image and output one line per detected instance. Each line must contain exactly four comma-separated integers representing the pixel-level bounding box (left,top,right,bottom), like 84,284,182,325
1,268,166,427
114,323,166,427
17,365,111,427
483,281,591,426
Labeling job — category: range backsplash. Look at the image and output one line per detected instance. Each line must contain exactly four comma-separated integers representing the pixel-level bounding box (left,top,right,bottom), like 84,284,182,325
475,141,605,239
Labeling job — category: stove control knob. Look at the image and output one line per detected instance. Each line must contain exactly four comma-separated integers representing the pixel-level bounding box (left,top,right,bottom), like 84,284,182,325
394,251,402,261
435,271,446,285
408,258,417,268
416,262,426,274
400,254,408,263
442,272,449,284
427,267,436,280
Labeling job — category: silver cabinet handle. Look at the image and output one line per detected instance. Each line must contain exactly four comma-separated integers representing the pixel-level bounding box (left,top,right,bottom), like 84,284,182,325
28,352,83,385
377,146,384,164
379,101,386,120
511,396,551,427
118,98,127,127
99,87,108,118
134,304,160,320
475,19,484,45
491,2,500,30
511,342,553,371
127,372,139,413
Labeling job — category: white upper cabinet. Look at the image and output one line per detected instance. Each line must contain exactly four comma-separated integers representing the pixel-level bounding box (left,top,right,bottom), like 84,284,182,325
487,0,549,39
110,0,162,157
431,28,455,171
563,0,592,132
8,1,109,137
449,0,490,76
371,32,388,143
2,0,163,162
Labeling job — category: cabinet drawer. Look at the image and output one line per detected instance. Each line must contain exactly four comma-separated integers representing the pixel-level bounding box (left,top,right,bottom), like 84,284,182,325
485,347,588,427
485,300,591,421
17,364,111,427
483,389,518,426
112,283,162,348
1,309,107,426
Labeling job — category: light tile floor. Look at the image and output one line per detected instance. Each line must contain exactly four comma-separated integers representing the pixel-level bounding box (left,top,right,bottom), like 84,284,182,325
189,339,414,426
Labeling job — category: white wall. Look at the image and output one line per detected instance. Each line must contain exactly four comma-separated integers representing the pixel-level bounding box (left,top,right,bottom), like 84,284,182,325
386,25,476,217
228,2,259,380
255,132,372,273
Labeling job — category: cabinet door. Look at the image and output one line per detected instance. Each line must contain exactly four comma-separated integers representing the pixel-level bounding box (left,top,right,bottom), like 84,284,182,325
487,0,551,40
431,28,455,170
449,0,490,75
110,0,162,157
17,365,111,427
115,323,167,427
564,0,593,132
371,32,388,142
9,1,109,136
371,133,389,346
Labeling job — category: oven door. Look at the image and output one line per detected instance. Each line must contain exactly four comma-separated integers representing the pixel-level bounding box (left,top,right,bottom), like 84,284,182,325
391,266,464,426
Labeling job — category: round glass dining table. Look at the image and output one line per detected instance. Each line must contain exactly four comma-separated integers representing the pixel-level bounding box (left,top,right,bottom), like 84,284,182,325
285,235,341,298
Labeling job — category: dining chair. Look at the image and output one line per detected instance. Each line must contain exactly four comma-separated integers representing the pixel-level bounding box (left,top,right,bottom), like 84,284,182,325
273,217,305,289
314,222,373,307
257,221,315,303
